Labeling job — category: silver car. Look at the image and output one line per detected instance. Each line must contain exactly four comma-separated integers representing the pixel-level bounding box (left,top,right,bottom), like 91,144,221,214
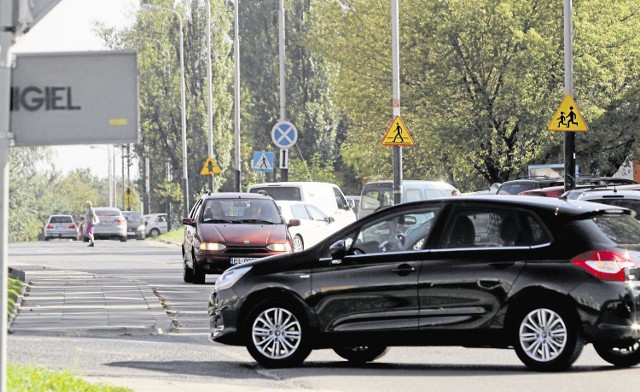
43,214,78,241
92,207,127,242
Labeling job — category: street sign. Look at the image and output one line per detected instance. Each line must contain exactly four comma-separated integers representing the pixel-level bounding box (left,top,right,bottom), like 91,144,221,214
271,121,298,149
200,156,222,175
279,149,289,169
382,116,415,146
12,0,63,39
253,151,274,172
548,94,588,132
124,186,134,209
10,50,140,146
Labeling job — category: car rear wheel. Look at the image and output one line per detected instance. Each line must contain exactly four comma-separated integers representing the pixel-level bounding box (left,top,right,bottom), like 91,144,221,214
333,345,388,364
512,304,583,371
594,339,640,367
245,299,311,368
292,235,304,252
149,228,160,238
120,236,127,242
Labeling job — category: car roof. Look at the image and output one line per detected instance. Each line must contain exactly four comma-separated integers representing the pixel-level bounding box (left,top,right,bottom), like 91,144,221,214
201,192,274,200
393,195,628,218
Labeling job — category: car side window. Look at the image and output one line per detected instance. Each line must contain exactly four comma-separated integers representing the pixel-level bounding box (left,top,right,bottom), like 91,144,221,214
443,208,549,248
291,204,311,220
351,208,442,254
306,205,328,221
333,187,350,210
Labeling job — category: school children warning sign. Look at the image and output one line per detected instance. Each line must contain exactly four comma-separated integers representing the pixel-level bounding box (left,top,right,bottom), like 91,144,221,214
381,116,415,146
547,94,588,132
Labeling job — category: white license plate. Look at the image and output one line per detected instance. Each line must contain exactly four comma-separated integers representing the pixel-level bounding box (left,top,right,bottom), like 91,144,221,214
230,257,256,265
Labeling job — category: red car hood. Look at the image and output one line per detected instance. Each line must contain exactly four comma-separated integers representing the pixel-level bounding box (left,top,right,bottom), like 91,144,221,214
196,223,287,246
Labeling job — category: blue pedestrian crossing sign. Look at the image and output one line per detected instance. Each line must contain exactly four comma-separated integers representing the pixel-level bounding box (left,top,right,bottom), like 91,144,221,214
253,151,274,172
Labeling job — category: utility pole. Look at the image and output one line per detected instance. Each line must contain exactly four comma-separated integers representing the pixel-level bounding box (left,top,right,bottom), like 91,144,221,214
391,0,402,204
563,0,576,191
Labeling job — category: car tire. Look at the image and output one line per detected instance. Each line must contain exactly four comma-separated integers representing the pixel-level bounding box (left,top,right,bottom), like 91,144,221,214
44,236,50,241
512,303,583,372
193,258,205,284
293,235,304,252
333,345,388,364
245,299,311,368
120,236,127,242
149,228,160,238
593,339,640,367
183,253,194,283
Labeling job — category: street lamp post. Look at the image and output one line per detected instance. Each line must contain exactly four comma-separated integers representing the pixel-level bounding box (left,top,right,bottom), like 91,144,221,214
142,3,190,217
205,0,215,191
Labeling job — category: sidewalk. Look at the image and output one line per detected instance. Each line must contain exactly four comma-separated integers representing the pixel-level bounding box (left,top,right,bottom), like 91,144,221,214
9,265,172,337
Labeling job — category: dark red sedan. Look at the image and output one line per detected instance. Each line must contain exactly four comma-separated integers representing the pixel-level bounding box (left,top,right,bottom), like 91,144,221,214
182,192,299,284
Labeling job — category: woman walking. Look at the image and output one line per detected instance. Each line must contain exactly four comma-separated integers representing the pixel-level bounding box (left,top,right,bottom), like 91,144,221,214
84,201,98,247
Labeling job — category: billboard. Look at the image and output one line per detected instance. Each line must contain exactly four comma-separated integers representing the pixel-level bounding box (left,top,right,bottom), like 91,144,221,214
10,50,139,146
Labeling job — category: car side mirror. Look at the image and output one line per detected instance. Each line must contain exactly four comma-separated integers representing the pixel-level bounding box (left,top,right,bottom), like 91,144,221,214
287,218,301,227
329,240,346,259
324,216,335,224
182,217,196,227
347,199,355,209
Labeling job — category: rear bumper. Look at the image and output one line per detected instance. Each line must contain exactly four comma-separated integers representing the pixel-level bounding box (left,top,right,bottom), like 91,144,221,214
572,280,640,342
44,230,76,239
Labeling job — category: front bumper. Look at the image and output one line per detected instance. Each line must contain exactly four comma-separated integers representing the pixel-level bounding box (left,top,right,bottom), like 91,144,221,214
208,287,243,345
195,251,280,274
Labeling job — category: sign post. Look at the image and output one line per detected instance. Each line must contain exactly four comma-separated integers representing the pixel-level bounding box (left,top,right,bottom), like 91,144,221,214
271,120,298,180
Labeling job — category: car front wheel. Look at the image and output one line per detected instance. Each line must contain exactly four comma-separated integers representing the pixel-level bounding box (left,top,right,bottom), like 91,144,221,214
594,339,640,367
245,299,311,368
333,345,388,364
512,304,583,371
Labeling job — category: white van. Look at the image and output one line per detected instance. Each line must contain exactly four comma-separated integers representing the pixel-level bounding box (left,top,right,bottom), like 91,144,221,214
247,182,356,228
358,180,456,219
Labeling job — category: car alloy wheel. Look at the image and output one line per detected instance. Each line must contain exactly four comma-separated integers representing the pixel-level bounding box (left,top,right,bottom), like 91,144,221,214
513,304,583,371
245,299,311,368
594,339,640,367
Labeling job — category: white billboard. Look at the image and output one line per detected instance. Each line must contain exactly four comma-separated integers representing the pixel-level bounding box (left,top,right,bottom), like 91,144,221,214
10,50,139,146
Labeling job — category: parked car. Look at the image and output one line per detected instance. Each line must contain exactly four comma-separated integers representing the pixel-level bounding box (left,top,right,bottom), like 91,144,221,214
144,213,168,238
345,195,360,218
358,180,456,219
43,214,78,241
182,192,300,284
276,200,339,251
87,207,127,242
577,188,640,219
209,195,640,371
121,211,146,240
497,177,565,195
247,182,356,228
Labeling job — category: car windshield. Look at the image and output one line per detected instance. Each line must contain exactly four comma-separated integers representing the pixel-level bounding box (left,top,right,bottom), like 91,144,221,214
249,187,302,201
201,199,282,224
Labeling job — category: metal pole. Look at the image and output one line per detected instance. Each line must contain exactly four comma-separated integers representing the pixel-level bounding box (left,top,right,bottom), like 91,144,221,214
234,0,242,191
563,0,576,191
278,0,288,182
141,3,189,216
0,1,13,387
108,146,113,207
391,0,402,204
206,0,215,191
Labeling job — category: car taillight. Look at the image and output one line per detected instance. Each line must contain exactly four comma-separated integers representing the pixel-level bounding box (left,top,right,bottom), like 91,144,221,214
46,224,53,229
572,250,638,282
69,225,76,229
114,218,125,223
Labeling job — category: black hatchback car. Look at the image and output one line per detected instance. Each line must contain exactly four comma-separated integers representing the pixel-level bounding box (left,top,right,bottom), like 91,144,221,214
208,195,640,371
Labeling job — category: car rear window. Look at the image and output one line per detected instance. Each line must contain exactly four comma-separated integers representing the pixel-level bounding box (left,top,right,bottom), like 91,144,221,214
49,216,72,223
586,198,640,220
250,187,302,201
95,209,121,216
591,213,640,244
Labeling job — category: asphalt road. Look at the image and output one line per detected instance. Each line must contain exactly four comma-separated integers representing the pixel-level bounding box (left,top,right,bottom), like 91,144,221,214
7,240,640,391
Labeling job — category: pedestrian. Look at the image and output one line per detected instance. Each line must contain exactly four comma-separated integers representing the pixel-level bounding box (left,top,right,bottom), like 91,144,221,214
84,200,98,247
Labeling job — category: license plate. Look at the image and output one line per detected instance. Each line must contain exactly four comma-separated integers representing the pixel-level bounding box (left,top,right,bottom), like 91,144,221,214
230,257,256,265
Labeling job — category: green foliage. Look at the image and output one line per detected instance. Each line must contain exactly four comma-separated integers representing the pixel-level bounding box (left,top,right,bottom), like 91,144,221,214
7,364,132,392
7,277,22,318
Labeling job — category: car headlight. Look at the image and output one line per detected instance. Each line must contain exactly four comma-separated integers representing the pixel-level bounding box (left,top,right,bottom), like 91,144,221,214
136,224,145,231
200,242,227,251
267,243,292,252
215,266,252,290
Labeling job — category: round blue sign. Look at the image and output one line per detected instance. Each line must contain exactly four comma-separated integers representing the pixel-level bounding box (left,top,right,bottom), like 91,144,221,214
271,121,298,149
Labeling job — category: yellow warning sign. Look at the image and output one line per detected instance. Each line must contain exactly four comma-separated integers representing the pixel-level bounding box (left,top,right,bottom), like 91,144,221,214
381,116,415,146
548,94,588,132
200,156,222,175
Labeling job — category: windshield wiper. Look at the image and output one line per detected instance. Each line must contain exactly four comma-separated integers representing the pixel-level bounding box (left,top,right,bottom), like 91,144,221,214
202,218,235,224
240,219,275,224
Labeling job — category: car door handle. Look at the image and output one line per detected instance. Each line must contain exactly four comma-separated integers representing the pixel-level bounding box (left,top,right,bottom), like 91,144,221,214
392,264,416,275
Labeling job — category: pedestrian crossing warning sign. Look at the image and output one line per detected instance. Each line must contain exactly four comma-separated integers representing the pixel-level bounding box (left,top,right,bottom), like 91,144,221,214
381,116,415,146
200,156,222,175
548,94,589,132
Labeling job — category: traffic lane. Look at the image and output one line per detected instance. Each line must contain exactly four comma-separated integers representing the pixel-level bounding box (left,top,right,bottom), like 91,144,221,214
8,335,625,392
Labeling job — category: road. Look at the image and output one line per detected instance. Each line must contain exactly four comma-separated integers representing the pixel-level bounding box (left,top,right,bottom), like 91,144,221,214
7,240,640,391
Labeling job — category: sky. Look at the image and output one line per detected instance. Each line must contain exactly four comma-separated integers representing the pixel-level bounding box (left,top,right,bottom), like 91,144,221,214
12,0,140,179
